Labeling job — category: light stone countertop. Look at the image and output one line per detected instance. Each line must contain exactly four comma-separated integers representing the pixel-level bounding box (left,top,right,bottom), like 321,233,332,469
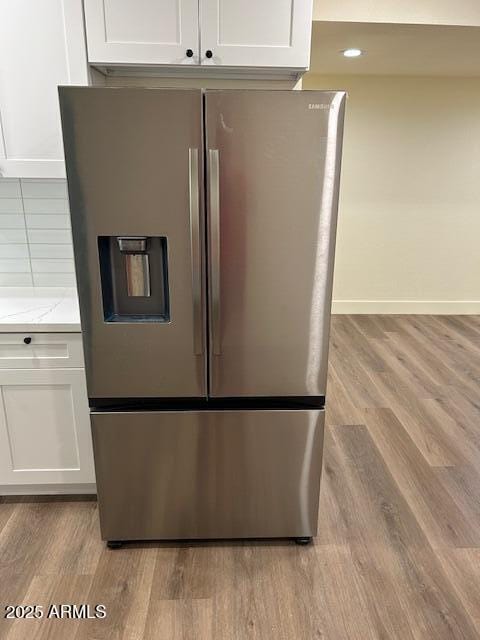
0,287,81,332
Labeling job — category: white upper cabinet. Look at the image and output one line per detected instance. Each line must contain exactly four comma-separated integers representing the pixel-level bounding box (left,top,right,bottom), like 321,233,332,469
84,0,313,71
84,0,200,65
200,0,313,68
0,0,89,179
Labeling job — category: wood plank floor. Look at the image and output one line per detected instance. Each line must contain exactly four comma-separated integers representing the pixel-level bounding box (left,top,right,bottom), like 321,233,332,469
1,315,480,639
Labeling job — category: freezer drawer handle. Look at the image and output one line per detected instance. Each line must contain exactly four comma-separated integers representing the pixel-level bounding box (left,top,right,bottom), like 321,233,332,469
209,149,221,355
189,148,203,355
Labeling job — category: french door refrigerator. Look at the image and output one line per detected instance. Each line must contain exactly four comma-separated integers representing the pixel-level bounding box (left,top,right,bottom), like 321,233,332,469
59,87,345,546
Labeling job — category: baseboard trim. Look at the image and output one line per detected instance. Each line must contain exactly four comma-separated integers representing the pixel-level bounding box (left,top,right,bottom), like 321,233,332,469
332,300,480,314
0,483,96,496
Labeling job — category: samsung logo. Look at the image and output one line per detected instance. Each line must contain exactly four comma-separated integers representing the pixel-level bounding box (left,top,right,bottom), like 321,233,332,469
308,103,331,110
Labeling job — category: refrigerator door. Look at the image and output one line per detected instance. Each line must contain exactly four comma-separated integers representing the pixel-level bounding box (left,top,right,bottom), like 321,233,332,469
205,90,345,398
91,409,324,541
60,88,206,399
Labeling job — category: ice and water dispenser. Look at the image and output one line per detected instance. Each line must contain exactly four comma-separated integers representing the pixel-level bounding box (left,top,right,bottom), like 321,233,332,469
98,236,169,322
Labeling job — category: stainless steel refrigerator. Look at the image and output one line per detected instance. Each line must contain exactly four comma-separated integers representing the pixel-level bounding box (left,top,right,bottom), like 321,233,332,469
59,87,345,547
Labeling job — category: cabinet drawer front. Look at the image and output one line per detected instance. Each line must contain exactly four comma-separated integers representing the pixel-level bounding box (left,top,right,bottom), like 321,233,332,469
0,333,84,368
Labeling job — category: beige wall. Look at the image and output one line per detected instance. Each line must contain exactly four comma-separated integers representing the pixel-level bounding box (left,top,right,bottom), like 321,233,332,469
313,0,480,27
304,73,480,313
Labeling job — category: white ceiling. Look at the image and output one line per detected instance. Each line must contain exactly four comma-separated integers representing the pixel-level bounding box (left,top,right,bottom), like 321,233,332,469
310,21,480,76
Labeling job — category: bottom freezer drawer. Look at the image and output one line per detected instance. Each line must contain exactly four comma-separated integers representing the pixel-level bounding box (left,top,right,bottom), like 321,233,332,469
91,409,324,541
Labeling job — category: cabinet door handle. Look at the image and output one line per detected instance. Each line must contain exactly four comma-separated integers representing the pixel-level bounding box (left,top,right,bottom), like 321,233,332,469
208,149,221,355
189,148,203,355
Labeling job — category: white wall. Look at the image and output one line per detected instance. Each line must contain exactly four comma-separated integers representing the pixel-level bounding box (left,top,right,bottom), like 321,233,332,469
303,73,480,313
313,0,480,27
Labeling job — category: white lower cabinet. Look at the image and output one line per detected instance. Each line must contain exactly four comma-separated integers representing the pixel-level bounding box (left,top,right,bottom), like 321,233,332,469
0,365,95,487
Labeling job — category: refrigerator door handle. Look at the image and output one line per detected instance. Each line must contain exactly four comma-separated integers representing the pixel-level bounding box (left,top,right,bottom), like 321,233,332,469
189,148,203,355
208,149,221,355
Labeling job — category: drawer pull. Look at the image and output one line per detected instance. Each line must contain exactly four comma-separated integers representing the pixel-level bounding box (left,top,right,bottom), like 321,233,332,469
23,337,32,345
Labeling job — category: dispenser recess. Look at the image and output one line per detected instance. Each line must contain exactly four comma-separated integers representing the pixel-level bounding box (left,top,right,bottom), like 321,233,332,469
98,236,169,323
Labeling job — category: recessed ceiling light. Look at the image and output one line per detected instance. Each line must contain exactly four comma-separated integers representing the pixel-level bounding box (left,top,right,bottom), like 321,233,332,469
342,48,363,58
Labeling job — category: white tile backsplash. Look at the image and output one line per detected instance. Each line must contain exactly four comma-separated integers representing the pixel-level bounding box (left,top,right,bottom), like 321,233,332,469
29,244,73,259
0,215,25,229
21,179,68,199
33,273,76,287
0,259,30,273
31,259,75,273
0,245,29,258
0,179,22,199
27,229,72,244
0,178,75,287
23,198,69,214
25,214,71,229
0,273,33,286
0,230,28,244
0,198,23,214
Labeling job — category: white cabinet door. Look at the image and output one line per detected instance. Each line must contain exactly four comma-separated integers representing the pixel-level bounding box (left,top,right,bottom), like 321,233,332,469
199,0,313,68
84,0,199,65
0,368,95,485
0,0,89,179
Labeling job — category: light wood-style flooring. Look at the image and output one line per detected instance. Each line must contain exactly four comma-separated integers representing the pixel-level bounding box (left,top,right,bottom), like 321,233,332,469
1,315,480,639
